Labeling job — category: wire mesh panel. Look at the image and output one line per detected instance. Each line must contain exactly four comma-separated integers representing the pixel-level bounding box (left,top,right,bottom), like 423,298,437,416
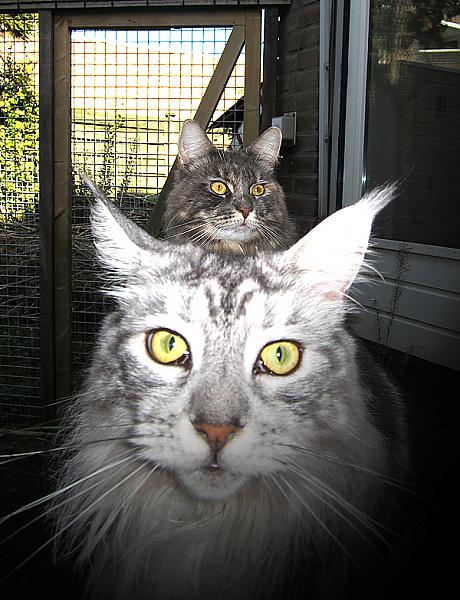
0,13,40,422
70,26,246,382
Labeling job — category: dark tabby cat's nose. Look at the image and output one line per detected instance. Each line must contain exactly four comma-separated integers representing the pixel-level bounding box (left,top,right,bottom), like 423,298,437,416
239,207,252,220
193,420,243,453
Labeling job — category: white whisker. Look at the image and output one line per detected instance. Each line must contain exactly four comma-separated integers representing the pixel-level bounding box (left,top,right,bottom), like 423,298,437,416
1,457,148,584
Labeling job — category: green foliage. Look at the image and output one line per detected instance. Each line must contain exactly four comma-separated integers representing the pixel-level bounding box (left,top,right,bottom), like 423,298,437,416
0,14,39,223
73,113,137,204
408,0,460,46
0,13,36,40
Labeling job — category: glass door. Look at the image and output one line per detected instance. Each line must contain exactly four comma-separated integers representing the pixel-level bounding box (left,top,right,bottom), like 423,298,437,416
365,0,460,249
336,0,460,370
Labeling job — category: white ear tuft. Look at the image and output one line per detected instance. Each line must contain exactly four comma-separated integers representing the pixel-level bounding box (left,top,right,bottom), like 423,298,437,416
246,127,282,167
178,120,214,165
81,173,158,277
284,184,396,300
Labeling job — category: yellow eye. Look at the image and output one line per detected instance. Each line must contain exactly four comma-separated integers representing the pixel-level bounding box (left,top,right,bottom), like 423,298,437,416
250,183,265,197
147,329,190,366
257,341,301,376
210,181,228,195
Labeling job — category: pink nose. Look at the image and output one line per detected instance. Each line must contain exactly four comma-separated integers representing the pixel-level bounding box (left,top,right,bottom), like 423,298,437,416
239,208,252,220
193,421,242,453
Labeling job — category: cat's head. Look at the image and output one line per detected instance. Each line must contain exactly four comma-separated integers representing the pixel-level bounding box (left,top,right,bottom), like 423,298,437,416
84,175,395,503
163,120,292,251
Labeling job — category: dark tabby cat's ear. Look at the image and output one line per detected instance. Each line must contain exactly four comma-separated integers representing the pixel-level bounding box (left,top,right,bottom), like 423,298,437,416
284,185,396,300
178,120,214,166
246,127,282,168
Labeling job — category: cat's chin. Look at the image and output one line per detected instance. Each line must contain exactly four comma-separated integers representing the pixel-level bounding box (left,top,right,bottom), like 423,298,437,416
216,223,257,242
178,468,248,502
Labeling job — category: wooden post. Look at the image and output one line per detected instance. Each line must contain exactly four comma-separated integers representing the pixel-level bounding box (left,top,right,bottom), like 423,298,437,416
53,15,73,404
39,11,56,418
261,8,279,132
243,11,261,147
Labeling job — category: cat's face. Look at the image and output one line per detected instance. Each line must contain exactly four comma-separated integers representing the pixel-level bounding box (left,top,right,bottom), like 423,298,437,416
163,122,291,250
85,177,394,503
97,264,340,502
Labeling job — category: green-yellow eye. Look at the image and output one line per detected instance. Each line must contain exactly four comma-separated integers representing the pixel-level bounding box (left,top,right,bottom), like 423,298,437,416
250,183,265,197
257,341,301,376
147,329,190,366
210,180,228,195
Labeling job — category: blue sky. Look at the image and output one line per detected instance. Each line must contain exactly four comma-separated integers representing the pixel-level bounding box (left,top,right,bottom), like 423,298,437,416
72,28,232,57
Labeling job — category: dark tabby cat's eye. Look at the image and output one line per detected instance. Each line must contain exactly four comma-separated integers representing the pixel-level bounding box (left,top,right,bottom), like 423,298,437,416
210,180,228,195
147,329,191,366
255,340,302,376
250,183,265,197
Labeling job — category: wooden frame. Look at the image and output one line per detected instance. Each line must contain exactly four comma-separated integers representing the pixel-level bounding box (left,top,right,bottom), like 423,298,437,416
52,9,262,401
39,11,56,414
54,14,72,402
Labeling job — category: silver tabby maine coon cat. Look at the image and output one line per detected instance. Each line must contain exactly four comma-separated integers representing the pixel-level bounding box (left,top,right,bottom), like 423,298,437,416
160,120,296,253
54,181,408,599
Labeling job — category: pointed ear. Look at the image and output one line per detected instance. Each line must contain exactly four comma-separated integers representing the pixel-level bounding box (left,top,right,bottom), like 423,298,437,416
178,120,214,166
246,127,282,168
284,185,396,300
81,173,160,277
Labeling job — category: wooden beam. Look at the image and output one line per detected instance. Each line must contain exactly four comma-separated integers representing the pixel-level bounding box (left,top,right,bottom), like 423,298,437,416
54,15,73,403
243,10,261,146
39,11,56,418
193,25,245,128
68,10,248,29
146,25,245,236
261,7,278,132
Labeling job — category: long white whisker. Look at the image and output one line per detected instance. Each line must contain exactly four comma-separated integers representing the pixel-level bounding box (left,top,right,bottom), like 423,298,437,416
1,457,148,584
276,474,362,571
0,449,137,525
279,443,425,499
1,455,146,546
0,431,164,466
279,459,392,550
72,461,160,556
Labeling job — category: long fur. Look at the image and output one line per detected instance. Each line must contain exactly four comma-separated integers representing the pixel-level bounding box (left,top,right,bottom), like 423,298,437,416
52,184,408,600
161,121,296,254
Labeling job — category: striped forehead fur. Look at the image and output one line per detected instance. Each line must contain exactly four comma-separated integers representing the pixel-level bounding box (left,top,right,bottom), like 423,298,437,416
50,180,407,600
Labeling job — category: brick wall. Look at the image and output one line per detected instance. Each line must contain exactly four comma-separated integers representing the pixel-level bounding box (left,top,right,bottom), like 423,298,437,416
276,0,320,237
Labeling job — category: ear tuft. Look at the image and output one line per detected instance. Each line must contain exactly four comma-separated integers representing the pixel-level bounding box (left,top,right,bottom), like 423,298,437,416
284,183,397,300
178,120,214,166
80,173,159,278
246,127,282,168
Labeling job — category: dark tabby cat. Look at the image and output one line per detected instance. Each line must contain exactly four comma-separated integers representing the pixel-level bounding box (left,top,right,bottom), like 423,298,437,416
161,120,296,253
48,178,408,600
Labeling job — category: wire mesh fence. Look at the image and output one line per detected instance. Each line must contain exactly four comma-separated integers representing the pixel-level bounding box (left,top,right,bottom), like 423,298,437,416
70,26,246,386
0,14,249,420
0,13,40,422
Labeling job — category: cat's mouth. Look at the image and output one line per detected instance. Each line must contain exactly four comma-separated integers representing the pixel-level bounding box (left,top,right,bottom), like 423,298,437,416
179,465,246,501
203,460,225,474
217,221,256,241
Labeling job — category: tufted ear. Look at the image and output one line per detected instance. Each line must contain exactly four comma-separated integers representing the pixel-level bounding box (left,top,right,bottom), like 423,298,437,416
246,127,282,168
81,173,161,277
284,185,396,300
178,120,214,166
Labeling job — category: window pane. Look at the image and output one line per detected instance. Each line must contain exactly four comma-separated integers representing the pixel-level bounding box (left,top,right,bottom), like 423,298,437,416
364,1,460,248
